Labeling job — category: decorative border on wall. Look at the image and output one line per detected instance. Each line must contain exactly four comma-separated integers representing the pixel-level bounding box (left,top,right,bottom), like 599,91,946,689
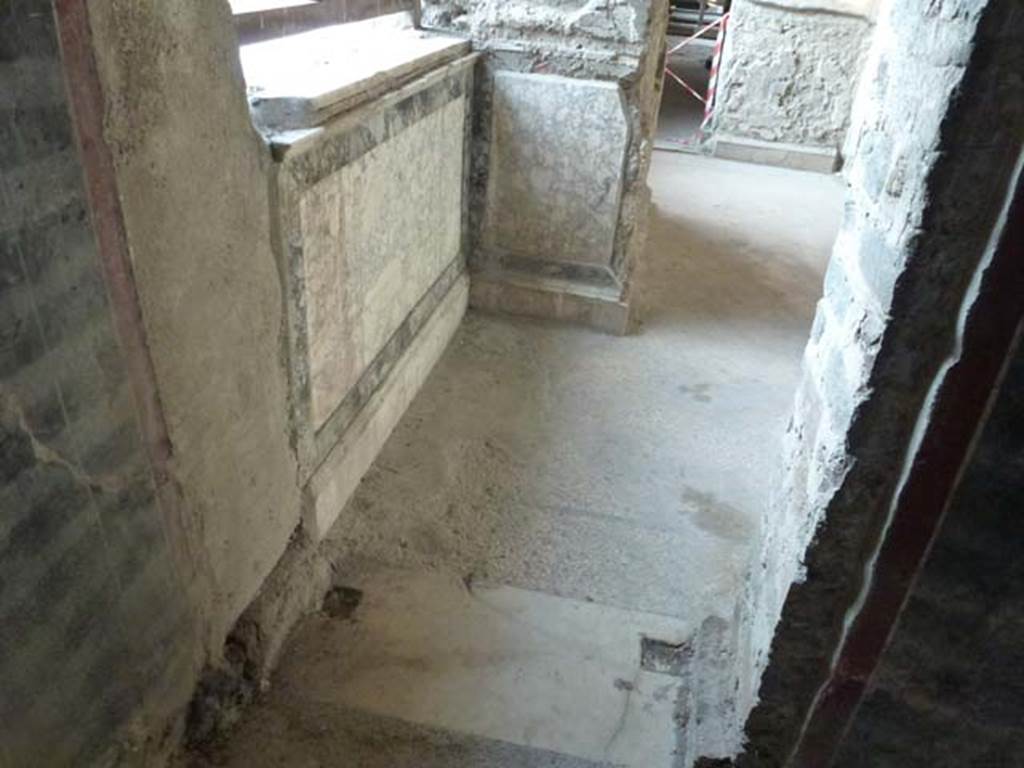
308,255,465,476
271,55,477,481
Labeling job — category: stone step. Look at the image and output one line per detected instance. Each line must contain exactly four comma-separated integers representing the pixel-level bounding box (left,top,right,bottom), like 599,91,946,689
195,703,618,768
210,568,697,767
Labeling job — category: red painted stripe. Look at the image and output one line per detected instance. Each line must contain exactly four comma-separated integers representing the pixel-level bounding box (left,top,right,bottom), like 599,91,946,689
52,0,174,481
791,161,1024,767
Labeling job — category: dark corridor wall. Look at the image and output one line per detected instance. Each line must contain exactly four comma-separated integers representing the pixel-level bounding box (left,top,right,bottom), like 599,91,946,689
0,2,194,764
836,340,1024,767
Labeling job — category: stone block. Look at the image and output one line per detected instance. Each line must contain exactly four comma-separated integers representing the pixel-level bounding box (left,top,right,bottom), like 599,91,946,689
483,72,629,267
469,271,631,335
852,128,892,202
240,17,469,130
821,247,861,325
849,223,902,310
714,2,872,149
713,134,840,175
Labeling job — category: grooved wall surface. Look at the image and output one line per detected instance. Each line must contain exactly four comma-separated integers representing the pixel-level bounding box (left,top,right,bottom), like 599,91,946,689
0,3,194,764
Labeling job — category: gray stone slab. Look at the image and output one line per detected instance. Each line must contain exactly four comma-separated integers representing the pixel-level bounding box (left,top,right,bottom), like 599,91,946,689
713,134,840,174
484,72,629,267
470,268,630,335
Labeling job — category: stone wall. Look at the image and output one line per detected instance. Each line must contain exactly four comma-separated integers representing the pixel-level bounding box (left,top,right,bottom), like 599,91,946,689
714,0,875,154
0,2,198,764
835,341,1024,766
729,0,1024,764
422,0,670,331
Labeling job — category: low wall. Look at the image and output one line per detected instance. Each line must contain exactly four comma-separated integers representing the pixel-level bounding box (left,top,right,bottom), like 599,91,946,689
270,56,476,539
422,0,670,332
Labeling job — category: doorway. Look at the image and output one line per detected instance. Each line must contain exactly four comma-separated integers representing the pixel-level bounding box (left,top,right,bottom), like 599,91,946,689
655,1,730,153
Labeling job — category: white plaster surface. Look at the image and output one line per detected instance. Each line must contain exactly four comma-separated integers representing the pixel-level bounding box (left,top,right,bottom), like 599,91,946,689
484,72,629,267
301,97,466,430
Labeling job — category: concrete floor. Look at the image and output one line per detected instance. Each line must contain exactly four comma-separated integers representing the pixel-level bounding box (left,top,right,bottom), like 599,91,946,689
198,153,844,767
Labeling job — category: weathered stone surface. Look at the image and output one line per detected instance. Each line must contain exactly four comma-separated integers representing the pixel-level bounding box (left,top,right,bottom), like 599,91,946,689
713,134,840,174
763,0,879,14
470,269,631,334
425,1,669,327
715,1,874,151
422,0,652,54
483,72,628,267
301,97,466,429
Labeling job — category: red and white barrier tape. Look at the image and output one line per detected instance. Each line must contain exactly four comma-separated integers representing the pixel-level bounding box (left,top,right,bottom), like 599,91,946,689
667,13,728,57
699,12,729,136
661,11,731,148
664,65,707,105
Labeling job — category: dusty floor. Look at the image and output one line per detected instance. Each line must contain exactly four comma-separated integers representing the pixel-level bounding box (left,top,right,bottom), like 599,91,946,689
199,153,844,767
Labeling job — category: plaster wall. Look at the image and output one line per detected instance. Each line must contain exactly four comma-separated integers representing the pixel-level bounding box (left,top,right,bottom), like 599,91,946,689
715,0,875,152
76,3,474,756
88,1,303,653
